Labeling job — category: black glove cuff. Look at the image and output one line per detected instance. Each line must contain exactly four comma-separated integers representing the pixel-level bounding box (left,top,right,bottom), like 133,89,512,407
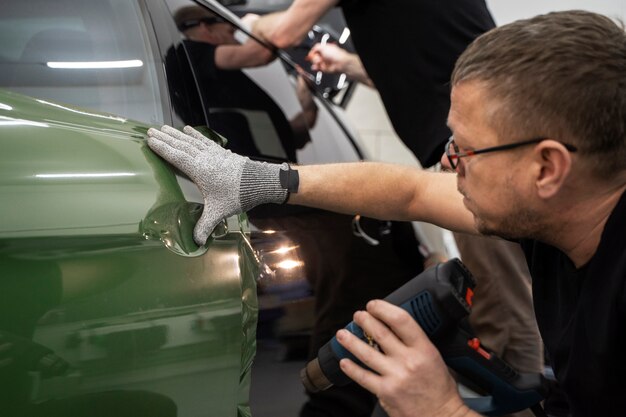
279,164,299,203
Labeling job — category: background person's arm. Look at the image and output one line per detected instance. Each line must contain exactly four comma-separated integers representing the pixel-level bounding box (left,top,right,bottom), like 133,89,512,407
252,0,339,49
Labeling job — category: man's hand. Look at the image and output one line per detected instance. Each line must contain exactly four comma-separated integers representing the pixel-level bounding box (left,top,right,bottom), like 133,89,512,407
336,300,476,417
147,125,289,245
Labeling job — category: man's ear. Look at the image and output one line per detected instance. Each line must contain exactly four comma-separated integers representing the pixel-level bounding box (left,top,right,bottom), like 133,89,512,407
534,140,573,199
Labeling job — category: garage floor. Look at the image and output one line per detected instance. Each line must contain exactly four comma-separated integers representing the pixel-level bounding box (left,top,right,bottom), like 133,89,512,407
250,341,308,417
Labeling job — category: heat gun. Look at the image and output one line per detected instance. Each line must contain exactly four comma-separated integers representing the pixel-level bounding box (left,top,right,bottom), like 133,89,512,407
300,259,547,416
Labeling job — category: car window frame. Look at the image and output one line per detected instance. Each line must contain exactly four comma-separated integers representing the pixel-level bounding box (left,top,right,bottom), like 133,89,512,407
142,0,210,129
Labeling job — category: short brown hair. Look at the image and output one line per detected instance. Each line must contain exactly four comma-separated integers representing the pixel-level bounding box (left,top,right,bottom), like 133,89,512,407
452,10,626,178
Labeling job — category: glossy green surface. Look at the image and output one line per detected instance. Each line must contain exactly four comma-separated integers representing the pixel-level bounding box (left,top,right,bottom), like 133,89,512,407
0,89,258,417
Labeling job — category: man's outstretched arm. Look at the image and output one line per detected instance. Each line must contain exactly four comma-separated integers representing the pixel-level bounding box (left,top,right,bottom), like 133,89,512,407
147,125,477,245
289,163,475,234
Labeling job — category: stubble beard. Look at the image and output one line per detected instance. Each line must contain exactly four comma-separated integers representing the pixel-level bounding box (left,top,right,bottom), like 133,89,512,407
474,200,544,240
460,183,544,240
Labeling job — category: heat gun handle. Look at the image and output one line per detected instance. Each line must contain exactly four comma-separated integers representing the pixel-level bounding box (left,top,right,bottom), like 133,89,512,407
441,334,546,416
318,260,474,389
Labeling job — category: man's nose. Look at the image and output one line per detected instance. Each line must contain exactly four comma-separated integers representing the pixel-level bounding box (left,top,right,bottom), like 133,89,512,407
440,152,453,170
440,153,465,176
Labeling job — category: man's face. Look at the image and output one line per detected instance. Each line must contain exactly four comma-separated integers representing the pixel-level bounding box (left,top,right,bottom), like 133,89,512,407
444,81,542,239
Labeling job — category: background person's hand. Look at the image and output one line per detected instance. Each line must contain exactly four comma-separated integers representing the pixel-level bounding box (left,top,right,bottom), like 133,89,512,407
240,13,261,30
336,300,473,417
307,43,374,87
147,125,289,245
306,42,351,74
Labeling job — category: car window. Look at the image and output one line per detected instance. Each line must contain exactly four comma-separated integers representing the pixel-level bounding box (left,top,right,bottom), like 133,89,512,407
187,42,312,162
0,0,165,125
165,0,320,163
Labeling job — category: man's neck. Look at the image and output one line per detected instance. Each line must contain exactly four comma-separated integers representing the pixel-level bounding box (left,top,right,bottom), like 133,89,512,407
548,182,626,268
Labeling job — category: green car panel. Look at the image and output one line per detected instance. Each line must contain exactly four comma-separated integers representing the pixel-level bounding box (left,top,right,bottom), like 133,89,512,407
0,89,258,417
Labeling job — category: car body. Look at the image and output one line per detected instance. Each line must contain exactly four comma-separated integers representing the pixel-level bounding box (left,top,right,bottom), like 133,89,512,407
0,86,259,417
0,1,424,416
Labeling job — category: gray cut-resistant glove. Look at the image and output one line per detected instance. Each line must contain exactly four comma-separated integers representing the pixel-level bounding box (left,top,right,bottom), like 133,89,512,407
147,125,288,245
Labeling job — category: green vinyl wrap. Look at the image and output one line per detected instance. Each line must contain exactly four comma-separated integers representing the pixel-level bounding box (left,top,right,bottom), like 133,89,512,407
0,89,258,417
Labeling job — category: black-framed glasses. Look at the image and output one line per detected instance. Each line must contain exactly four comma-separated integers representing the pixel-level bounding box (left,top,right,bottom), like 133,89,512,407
178,16,227,31
445,136,578,170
